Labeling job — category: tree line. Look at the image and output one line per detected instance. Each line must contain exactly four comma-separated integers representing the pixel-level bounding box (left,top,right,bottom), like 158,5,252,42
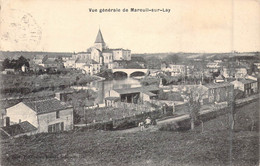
1,56,29,71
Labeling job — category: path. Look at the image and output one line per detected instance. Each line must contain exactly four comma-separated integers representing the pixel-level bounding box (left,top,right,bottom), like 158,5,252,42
116,94,259,134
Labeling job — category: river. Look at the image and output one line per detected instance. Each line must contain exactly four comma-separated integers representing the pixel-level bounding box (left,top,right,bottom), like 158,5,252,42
90,77,142,104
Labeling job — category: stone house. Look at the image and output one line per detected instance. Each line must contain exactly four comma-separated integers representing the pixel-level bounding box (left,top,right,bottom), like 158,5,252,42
5,98,73,133
202,83,234,104
161,63,187,77
231,79,258,96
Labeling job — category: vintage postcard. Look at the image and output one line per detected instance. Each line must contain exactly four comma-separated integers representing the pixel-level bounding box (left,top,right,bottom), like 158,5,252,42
0,0,259,165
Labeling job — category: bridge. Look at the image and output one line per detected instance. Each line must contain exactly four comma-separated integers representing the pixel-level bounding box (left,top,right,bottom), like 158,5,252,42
112,68,149,77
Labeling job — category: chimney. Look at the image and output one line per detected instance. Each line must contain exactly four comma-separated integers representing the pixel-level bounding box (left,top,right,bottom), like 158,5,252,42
19,119,21,123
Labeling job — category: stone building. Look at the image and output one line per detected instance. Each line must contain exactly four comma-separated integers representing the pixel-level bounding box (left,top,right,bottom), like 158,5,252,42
5,98,73,133
66,29,131,71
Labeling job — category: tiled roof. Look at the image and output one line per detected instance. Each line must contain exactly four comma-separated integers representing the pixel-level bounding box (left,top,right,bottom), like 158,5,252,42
113,85,160,94
76,52,91,54
1,121,37,137
233,79,257,84
75,58,88,63
102,49,113,53
91,60,99,64
23,98,72,115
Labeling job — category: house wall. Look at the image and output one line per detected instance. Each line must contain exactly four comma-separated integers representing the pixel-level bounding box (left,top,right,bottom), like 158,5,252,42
109,90,120,97
122,50,131,61
92,64,101,74
65,60,76,68
75,62,85,69
6,103,38,128
37,108,73,133
251,82,258,93
91,48,101,63
83,65,93,75
112,50,123,61
103,52,113,63
231,81,245,91
140,93,150,102
207,86,233,104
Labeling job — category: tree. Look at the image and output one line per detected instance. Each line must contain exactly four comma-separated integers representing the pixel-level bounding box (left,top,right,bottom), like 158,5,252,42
2,58,11,70
228,86,240,130
145,57,161,69
67,90,97,124
184,86,206,130
162,54,180,64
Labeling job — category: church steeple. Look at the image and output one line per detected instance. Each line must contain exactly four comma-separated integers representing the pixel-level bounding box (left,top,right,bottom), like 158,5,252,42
94,29,106,51
95,29,105,43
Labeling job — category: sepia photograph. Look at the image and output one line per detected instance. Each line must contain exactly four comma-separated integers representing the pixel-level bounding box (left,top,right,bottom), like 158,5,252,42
0,0,259,165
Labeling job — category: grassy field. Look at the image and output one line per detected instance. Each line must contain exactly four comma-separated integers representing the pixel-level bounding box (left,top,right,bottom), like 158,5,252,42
1,100,259,166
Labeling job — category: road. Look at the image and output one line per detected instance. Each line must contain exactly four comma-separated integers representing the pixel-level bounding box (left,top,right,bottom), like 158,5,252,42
116,94,259,134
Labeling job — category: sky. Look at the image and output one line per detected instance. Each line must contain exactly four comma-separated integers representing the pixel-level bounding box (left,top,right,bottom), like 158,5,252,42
0,0,259,53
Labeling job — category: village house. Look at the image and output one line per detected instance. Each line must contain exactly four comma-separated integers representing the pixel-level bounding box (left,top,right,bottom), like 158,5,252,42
201,83,234,104
31,55,64,70
161,63,187,77
32,55,48,65
206,62,221,72
231,79,258,96
64,58,77,68
105,86,160,106
1,121,37,138
74,58,101,75
222,67,248,78
40,58,64,69
5,98,73,133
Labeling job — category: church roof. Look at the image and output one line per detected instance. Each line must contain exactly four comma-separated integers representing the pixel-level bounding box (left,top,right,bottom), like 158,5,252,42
95,29,105,43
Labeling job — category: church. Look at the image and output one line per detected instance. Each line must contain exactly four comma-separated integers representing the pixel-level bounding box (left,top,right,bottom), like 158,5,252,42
64,29,131,75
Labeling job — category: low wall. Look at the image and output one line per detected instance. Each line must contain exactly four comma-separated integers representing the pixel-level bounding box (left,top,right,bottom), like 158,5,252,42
113,102,155,112
75,107,173,131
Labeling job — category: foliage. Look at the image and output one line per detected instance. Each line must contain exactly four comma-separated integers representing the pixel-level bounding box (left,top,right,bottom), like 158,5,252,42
158,90,168,100
67,90,97,124
144,57,161,69
97,68,113,80
125,61,143,69
1,56,29,71
161,54,181,64
140,76,160,86
184,86,206,130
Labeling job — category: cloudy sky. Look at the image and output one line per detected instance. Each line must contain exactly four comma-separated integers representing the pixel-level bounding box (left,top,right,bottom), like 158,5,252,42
1,0,259,53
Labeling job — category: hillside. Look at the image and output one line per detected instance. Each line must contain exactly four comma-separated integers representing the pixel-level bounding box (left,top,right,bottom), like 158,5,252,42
0,51,73,60
1,100,259,166
1,51,259,61
132,52,260,61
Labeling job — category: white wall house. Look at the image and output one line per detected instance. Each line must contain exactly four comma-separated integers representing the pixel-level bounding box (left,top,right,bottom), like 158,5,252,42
6,98,73,133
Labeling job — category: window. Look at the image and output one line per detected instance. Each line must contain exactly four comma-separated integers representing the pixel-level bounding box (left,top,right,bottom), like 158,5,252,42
48,122,64,133
56,111,60,119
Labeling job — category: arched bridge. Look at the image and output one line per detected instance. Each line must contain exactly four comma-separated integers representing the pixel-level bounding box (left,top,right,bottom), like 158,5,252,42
112,68,149,77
